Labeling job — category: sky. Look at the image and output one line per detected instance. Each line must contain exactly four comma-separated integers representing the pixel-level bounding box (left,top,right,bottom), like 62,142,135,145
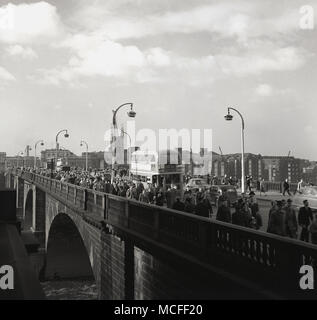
0,0,316,159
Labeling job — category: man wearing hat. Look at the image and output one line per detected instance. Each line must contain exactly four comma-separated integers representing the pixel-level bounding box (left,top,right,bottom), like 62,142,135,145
298,200,313,242
216,196,231,223
267,200,286,236
249,191,256,197
284,199,298,239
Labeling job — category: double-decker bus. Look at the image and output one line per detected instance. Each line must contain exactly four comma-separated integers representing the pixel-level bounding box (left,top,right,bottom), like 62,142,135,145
130,150,184,194
54,158,70,172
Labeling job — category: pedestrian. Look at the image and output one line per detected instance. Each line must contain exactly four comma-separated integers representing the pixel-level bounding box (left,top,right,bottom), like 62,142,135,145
284,199,298,239
195,198,212,218
166,187,173,208
298,200,313,242
139,189,150,203
147,184,155,204
195,187,204,204
246,176,252,192
242,201,252,227
184,198,196,214
232,199,248,227
267,201,286,236
249,194,262,230
283,179,292,196
216,196,231,223
294,179,304,195
183,186,192,201
172,198,185,212
266,201,277,233
136,181,144,199
259,178,266,196
155,191,164,206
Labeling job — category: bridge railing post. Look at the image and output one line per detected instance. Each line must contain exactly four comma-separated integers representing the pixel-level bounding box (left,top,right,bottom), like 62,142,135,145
105,194,109,220
84,189,87,211
74,187,77,205
102,194,105,218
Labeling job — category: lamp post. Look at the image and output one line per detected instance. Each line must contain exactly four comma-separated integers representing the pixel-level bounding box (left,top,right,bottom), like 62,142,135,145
121,129,132,179
55,129,69,170
34,140,44,169
111,103,136,183
24,145,32,168
224,107,245,194
80,140,89,171
16,151,23,168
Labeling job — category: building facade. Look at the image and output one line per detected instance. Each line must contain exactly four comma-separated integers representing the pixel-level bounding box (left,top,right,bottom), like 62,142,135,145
41,149,77,163
212,153,264,181
0,152,6,171
262,156,302,183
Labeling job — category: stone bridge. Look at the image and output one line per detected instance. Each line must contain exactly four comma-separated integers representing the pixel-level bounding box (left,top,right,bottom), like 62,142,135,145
5,169,317,300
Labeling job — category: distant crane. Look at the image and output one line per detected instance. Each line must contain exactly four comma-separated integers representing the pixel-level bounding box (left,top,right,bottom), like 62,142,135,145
219,146,223,157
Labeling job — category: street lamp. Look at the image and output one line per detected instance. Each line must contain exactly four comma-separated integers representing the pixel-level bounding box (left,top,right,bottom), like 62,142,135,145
55,129,69,170
24,145,32,168
121,129,132,179
224,107,245,194
80,140,89,171
111,103,136,182
34,140,44,169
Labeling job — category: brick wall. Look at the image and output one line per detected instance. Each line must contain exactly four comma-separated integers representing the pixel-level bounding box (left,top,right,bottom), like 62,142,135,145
100,232,126,300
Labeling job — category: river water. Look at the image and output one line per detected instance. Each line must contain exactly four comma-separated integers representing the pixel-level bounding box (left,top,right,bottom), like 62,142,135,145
41,280,98,300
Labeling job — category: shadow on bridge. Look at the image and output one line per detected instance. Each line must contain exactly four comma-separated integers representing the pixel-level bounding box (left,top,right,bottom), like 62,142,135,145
24,189,33,231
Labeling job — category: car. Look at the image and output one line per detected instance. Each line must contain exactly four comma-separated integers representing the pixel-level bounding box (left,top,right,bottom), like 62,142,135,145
185,178,209,192
293,185,317,211
208,185,238,207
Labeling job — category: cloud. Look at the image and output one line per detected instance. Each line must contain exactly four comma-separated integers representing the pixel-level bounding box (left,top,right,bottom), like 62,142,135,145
26,2,309,86
0,66,15,81
30,38,307,86
5,44,38,59
146,48,171,67
30,36,217,85
64,35,146,77
78,3,253,41
255,84,273,96
216,46,307,76
71,1,303,42
0,2,63,44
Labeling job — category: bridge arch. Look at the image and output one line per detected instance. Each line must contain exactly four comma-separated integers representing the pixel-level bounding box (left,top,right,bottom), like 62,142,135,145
45,212,95,281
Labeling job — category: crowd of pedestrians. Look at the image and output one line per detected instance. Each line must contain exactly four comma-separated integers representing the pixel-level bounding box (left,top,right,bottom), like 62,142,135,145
216,191,263,230
267,198,317,244
24,167,175,206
